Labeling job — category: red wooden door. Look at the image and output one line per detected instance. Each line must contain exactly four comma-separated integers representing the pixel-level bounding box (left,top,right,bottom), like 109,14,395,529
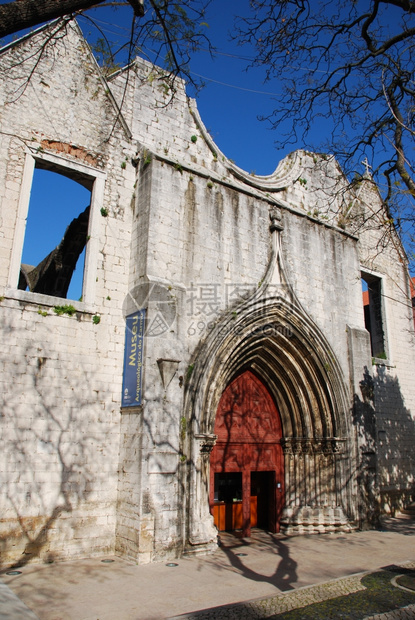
210,370,284,536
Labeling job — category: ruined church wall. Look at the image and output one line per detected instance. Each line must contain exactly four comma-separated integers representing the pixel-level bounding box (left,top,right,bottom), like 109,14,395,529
276,155,415,512
119,154,368,558
110,66,382,556
136,156,363,373
355,182,415,511
0,24,136,565
1,22,413,569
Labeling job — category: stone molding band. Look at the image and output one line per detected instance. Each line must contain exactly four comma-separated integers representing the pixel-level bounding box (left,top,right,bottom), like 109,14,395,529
281,437,346,455
194,434,346,456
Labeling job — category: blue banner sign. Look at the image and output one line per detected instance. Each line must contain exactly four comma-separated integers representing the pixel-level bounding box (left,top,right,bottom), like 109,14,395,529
122,309,146,407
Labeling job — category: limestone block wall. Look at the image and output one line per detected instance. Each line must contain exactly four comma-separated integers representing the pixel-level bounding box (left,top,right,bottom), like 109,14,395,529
0,23,136,566
130,154,363,375
277,154,415,515
355,181,415,512
112,63,365,378
280,212,363,371
114,112,370,557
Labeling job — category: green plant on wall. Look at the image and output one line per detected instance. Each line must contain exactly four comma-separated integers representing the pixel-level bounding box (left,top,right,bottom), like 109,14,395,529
143,149,152,166
53,304,76,316
186,364,194,382
91,37,122,76
180,416,187,441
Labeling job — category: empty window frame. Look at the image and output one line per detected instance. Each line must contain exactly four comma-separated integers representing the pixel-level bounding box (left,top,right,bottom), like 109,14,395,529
9,151,105,305
361,271,388,359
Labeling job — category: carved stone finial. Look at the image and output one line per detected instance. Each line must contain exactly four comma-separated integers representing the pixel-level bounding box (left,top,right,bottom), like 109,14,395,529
194,433,217,456
269,208,283,233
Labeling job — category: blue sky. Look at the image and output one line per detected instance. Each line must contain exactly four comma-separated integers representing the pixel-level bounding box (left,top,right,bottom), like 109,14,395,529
79,0,309,176
22,169,90,300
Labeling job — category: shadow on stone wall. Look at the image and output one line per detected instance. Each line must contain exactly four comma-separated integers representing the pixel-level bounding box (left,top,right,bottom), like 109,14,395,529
353,365,415,526
0,313,114,569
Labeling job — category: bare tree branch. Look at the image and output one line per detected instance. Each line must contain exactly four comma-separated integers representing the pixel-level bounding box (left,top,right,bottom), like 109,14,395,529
234,0,415,212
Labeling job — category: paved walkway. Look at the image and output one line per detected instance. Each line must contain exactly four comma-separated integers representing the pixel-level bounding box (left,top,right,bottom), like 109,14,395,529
0,516,414,620
172,565,415,619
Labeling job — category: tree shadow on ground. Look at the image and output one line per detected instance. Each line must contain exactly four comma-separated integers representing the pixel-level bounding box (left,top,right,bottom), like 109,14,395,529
218,530,298,592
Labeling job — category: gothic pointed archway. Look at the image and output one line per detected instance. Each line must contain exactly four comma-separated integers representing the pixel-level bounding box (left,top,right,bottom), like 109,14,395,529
209,370,284,536
183,296,358,556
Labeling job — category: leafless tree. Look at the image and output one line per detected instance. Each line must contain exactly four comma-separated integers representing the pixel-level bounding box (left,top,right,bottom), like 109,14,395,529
234,0,415,263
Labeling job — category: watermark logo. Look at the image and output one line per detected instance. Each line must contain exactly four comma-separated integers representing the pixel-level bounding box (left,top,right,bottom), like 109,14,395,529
122,282,293,339
123,283,177,337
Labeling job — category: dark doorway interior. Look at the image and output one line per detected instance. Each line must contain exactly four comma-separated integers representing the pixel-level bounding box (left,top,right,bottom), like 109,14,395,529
251,471,275,530
214,472,242,503
213,472,243,531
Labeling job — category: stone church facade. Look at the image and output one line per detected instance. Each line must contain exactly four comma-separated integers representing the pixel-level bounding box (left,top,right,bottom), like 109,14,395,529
0,21,414,567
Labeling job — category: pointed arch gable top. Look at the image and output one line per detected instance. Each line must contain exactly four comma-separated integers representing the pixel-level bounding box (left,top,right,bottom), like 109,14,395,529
186,299,350,445
214,370,283,445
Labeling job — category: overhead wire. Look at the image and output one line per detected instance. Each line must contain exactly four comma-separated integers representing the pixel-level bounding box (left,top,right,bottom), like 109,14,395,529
189,70,281,96
77,13,326,97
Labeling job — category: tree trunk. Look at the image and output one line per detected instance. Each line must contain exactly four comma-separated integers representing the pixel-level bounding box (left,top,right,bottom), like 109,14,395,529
0,0,107,39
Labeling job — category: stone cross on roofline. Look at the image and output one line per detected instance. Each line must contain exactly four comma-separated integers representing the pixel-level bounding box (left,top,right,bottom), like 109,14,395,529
362,157,372,177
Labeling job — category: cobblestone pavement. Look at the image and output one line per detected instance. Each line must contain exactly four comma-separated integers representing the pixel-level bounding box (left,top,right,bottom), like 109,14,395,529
171,563,415,620
364,606,415,620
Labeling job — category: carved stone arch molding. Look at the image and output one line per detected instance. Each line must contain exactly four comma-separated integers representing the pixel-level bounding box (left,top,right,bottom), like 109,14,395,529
183,294,357,555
